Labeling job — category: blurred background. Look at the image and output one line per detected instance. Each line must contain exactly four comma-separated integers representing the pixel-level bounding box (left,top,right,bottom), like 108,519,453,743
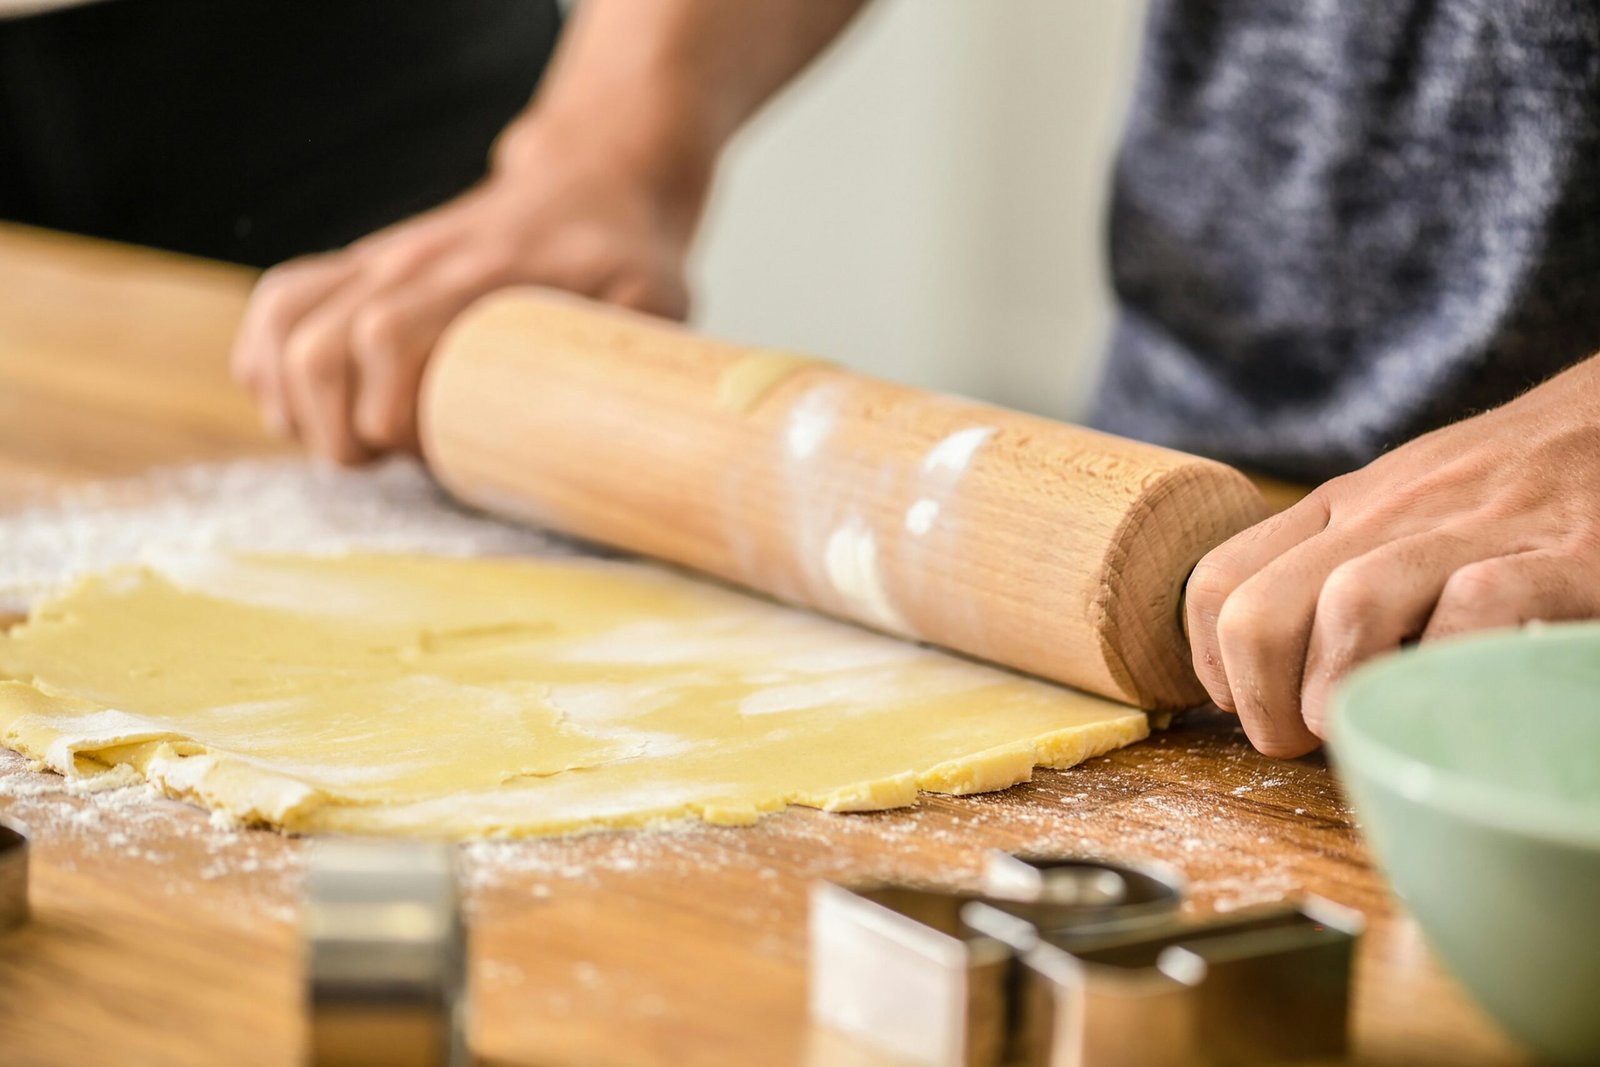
693,0,1149,421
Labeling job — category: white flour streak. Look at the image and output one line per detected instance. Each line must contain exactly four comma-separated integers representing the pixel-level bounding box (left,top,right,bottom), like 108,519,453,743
545,684,676,724
739,679,865,716
922,426,995,475
822,518,909,635
901,427,996,547
904,497,940,536
783,384,845,462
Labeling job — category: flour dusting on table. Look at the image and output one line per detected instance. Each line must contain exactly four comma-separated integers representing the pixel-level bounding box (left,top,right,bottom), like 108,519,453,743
0,457,569,611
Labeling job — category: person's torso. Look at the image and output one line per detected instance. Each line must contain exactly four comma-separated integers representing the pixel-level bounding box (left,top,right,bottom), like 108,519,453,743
1096,0,1600,481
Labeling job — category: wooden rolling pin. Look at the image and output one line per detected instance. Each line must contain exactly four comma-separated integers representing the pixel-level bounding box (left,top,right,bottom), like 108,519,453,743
420,288,1268,710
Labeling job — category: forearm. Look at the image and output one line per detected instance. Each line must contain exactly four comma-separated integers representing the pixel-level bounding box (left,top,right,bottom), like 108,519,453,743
495,0,870,218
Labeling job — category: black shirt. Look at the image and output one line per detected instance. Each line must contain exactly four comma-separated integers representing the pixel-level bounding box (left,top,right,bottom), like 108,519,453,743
0,0,559,266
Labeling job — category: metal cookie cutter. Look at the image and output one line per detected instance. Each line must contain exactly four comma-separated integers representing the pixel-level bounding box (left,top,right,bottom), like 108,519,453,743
808,853,1186,1067
305,839,467,1067
965,895,1364,1067
982,854,1188,931
0,819,27,931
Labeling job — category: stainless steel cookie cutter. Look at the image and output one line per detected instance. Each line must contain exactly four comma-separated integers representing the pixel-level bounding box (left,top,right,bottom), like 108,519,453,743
305,839,467,1067
809,852,1362,1067
0,818,27,931
982,853,1189,932
966,895,1363,1067
808,853,1186,1067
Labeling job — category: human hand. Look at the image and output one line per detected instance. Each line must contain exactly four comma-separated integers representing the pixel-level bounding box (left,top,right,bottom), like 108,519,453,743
230,125,700,463
1184,355,1600,757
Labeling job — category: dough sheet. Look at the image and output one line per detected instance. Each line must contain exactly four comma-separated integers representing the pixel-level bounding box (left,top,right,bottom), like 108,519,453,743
0,553,1148,836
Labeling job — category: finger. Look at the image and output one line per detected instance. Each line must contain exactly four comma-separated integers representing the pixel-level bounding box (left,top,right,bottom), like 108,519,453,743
1299,529,1490,737
281,317,368,465
1213,525,1380,758
281,280,408,465
232,256,359,436
279,244,455,462
1422,550,1600,640
1186,494,1331,713
348,264,488,452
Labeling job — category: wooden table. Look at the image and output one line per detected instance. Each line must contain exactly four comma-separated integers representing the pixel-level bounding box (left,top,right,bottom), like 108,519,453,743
0,224,1528,1067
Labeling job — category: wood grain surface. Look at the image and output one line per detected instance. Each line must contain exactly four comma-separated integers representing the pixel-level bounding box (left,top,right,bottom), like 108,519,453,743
0,224,1529,1067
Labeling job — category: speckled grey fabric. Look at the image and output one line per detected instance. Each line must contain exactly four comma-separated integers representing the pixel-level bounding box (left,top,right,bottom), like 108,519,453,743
1093,1,1600,483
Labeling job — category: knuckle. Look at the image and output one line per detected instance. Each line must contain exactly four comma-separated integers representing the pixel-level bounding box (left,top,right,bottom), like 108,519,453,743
350,306,403,355
252,265,299,300
284,333,343,385
256,257,329,299
242,290,298,337
1214,589,1278,658
1440,559,1510,609
1315,473,1355,500
1186,553,1244,616
1316,560,1383,629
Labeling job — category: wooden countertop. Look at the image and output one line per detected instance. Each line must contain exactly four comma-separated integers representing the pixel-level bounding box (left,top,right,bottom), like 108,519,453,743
0,224,1528,1067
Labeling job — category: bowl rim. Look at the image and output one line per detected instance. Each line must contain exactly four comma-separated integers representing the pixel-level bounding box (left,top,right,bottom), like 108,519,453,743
1330,622,1600,851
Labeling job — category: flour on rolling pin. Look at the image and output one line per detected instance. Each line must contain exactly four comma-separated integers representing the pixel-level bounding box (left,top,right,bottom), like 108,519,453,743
778,380,1002,638
906,426,996,537
0,458,566,611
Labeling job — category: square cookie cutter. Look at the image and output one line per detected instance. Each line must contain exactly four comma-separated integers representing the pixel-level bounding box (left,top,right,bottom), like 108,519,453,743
967,894,1362,1067
305,838,467,1067
809,852,1362,1067
0,821,468,1066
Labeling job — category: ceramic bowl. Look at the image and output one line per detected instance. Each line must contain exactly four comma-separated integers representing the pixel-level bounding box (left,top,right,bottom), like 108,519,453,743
1330,622,1600,1064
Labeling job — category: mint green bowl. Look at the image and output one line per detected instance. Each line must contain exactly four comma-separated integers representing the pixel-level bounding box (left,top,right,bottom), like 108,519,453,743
1330,623,1600,1064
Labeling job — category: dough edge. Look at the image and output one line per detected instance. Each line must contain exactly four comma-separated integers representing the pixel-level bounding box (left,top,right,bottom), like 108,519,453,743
0,678,1149,838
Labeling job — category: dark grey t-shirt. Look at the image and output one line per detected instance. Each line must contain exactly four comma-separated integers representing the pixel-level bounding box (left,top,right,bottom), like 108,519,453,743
1093,1,1600,483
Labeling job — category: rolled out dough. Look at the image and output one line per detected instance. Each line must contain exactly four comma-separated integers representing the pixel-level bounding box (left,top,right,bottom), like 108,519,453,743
0,554,1148,837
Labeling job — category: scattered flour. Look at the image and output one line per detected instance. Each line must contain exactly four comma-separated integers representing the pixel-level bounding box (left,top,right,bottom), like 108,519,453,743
0,748,304,924
0,456,568,611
